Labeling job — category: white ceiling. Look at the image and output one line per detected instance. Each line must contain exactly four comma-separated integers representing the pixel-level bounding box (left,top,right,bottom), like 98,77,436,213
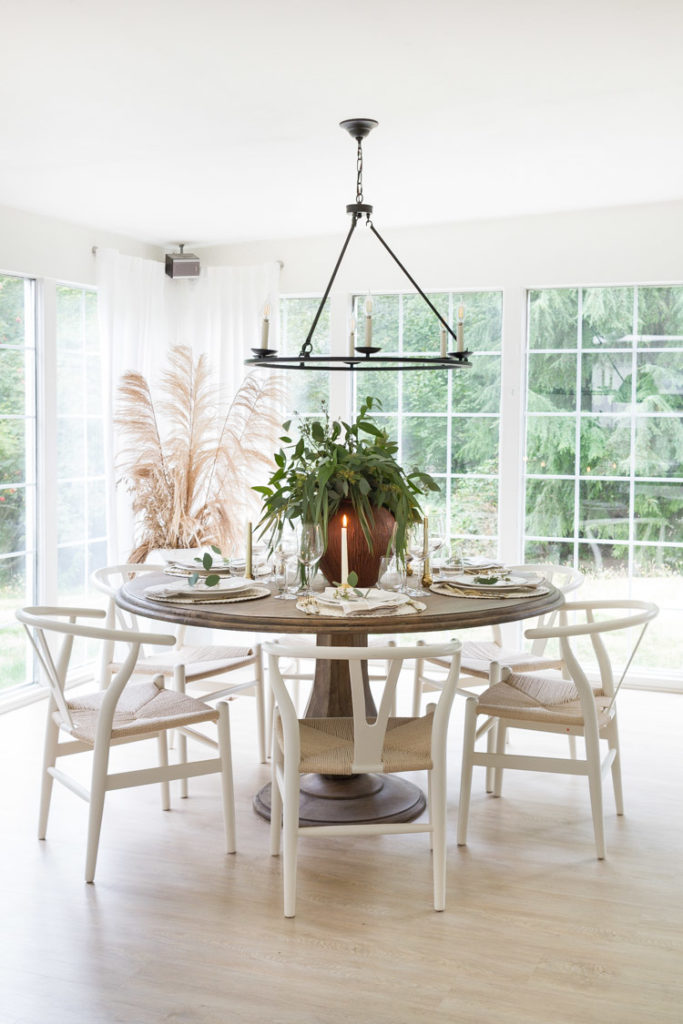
3,0,683,247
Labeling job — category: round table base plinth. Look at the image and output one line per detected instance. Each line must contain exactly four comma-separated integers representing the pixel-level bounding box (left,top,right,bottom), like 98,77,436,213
253,773,426,826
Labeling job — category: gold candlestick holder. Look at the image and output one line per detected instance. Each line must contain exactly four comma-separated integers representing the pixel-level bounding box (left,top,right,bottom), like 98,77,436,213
245,522,254,580
421,515,431,588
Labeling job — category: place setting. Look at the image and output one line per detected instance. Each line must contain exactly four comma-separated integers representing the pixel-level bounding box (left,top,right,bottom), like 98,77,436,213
290,520,427,618
144,529,271,605
430,566,550,600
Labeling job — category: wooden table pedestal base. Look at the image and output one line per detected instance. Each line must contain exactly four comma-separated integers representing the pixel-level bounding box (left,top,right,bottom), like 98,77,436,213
253,773,426,826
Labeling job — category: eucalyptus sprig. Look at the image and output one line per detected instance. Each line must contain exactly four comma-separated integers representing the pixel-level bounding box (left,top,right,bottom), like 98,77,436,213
254,397,439,564
188,545,224,587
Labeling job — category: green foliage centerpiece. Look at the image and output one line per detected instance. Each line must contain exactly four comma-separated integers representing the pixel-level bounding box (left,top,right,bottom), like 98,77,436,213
255,397,439,586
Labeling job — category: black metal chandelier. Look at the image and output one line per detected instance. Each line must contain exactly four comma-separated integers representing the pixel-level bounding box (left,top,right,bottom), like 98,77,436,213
245,118,472,372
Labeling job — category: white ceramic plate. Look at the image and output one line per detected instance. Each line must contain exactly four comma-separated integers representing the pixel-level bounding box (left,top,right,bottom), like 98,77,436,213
446,572,544,590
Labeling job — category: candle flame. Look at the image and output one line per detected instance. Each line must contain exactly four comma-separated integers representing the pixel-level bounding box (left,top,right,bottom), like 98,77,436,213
457,305,464,321
365,294,373,315
350,315,356,331
342,515,347,527
263,303,270,319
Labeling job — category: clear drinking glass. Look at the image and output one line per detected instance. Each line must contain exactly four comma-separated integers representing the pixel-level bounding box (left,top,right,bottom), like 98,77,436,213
273,549,297,599
297,522,324,596
374,555,395,591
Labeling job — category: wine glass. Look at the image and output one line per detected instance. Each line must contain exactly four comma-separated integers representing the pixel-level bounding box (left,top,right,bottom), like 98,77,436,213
297,522,324,596
396,523,426,596
425,513,445,568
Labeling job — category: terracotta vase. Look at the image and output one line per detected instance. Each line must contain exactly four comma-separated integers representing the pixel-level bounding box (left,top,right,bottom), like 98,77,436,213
319,503,396,588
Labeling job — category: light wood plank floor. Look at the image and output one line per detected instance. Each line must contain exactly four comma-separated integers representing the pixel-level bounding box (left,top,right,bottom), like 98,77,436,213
1,684,681,1024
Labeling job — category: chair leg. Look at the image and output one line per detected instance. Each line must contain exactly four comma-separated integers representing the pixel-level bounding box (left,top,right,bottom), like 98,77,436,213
412,659,424,717
38,714,59,839
174,665,189,798
85,743,110,883
430,763,447,911
217,702,236,854
411,640,426,717
568,735,578,759
584,717,606,859
282,761,300,918
157,731,171,811
427,767,433,851
253,647,267,764
493,721,507,797
457,697,478,846
387,639,397,716
485,720,497,794
606,715,624,816
266,684,274,760
270,726,283,857
486,660,505,793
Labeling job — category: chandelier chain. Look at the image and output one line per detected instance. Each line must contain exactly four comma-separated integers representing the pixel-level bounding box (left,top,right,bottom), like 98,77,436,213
356,139,364,204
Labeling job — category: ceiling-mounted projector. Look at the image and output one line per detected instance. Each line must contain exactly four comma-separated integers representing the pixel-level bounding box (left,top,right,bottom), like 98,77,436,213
165,243,200,278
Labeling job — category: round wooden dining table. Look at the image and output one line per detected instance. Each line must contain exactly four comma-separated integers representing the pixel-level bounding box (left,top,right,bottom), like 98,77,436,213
116,572,563,826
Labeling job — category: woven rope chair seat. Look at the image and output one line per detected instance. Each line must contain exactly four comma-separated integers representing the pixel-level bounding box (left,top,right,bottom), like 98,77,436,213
275,714,435,775
112,644,254,680
60,680,219,744
458,640,563,678
477,672,612,727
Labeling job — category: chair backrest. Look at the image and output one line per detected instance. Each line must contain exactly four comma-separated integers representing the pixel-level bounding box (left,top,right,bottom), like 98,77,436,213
500,563,584,654
264,640,461,774
16,606,175,732
91,563,171,632
91,565,186,681
524,599,658,707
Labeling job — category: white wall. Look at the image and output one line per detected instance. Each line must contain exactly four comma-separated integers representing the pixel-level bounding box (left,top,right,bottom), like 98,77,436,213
195,199,683,293
0,203,160,284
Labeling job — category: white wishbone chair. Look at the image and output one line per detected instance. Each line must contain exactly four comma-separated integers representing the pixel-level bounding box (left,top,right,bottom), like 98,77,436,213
412,563,585,714
265,639,462,918
412,563,584,789
456,599,658,859
17,606,236,882
92,564,266,779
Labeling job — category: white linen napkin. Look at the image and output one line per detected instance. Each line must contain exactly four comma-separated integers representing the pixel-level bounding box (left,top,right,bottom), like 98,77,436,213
297,588,425,617
144,578,255,601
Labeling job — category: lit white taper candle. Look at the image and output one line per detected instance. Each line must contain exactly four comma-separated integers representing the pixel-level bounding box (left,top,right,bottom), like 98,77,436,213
340,514,349,584
349,314,356,356
440,325,447,358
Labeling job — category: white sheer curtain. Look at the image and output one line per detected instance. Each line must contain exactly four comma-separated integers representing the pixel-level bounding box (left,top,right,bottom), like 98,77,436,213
96,248,280,561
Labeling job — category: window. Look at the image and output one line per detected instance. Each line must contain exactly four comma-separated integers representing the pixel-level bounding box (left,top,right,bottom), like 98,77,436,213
525,285,683,681
279,295,330,422
351,291,503,558
0,280,105,699
55,285,107,600
0,275,36,692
